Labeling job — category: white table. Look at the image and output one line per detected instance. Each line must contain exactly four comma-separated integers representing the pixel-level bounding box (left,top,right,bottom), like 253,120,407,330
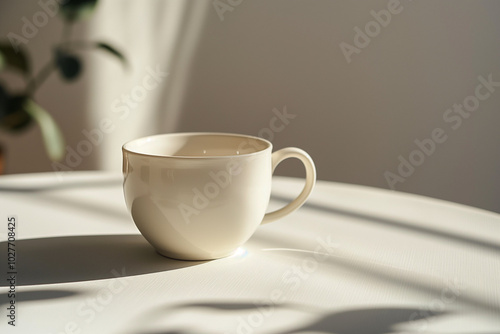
0,172,499,334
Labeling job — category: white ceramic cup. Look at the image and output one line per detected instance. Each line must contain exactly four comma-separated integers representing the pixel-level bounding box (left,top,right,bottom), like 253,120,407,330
122,133,316,260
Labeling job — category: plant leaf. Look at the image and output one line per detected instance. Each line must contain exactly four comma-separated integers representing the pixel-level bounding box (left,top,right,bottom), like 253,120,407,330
96,42,127,67
56,50,82,81
0,94,33,132
24,99,65,161
60,0,98,21
0,43,30,75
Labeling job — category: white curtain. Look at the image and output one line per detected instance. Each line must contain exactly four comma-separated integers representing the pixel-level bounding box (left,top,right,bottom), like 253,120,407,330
86,0,210,170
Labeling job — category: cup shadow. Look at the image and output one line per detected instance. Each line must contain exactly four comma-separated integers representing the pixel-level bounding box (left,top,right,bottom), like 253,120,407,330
0,234,207,286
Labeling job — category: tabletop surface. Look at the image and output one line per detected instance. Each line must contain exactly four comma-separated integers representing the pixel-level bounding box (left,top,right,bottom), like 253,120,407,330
0,171,499,334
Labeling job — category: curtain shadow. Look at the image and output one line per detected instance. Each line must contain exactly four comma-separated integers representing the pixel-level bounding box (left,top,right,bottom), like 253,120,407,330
271,194,500,253
33,192,131,222
251,234,500,315
138,303,449,334
0,234,207,286
0,174,130,222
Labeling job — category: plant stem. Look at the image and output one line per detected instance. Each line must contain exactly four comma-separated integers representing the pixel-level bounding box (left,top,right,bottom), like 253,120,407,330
24,22,75,96
26,61,56,96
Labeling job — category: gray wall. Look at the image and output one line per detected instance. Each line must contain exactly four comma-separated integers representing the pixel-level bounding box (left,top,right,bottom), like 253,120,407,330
1,0,500,214
176,0,500,213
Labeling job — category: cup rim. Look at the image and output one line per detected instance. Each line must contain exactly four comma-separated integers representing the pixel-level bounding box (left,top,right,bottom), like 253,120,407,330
122,132,273,159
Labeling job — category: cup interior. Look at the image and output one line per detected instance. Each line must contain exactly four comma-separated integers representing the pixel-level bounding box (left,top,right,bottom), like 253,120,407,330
123,133,271,158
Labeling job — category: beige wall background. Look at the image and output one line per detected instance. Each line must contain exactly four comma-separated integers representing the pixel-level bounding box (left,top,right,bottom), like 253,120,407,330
1,0,500,213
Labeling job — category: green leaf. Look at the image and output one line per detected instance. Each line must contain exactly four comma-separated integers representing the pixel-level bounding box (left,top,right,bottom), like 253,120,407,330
24,99,65,161
0,93,33,132
0,43,30,75
60,0,98,21
56,50,82,81
96,42,127,67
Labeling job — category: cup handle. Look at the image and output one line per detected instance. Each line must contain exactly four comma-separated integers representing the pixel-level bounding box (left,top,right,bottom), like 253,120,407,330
261,147,316,224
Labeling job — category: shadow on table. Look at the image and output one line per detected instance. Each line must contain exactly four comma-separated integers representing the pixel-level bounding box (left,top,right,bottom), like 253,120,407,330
138,303,462,334
251,234,500,315
0,234,206,286
34,191,132,222
271,194,500,253
0,289,82,307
